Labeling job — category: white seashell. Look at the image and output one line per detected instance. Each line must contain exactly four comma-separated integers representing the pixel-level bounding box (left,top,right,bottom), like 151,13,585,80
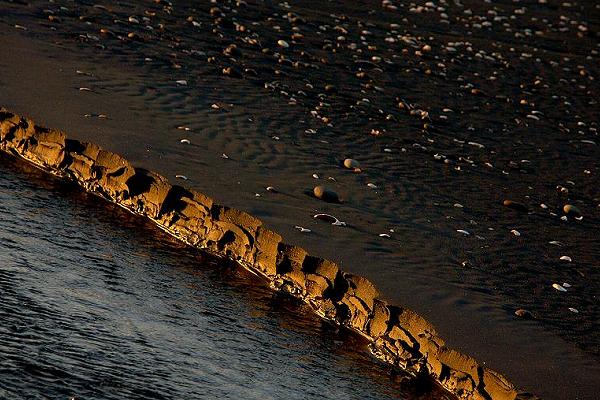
379,233,391,238
221,153,229,159
211,104,220,109
277,39,289,48
367,183,378,189
511,229,521,236
175,174,188,180
266,186,276,192
562,282,572,288
454,203,463,208
180,139,191,144
177,126,191,131
312,174,319,179
560,256,572,262
552,283,567,292
457,229,470,235
540,203,548,209
294,226,311,233
79,87,92,91
128,16,139,23
568,307,579,313
313,214,346,226
549,240,563,246
176,80,188,86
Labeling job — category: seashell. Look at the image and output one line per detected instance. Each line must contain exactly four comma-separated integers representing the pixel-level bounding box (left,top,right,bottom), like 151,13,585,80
457,229,470,235
175,174,188,180
560,255,572,262
294,226,311,233
314,214,347,226
179,139,191,144
312,174,319,179
277,39,289,48
221,153,229,159
367,183,378,189
79,87,92,91
552,283,567,292
379,233,391,238
562,282,572,288
176,80,188,86
511,229,521,236
568,307,579,313
266,186,277,192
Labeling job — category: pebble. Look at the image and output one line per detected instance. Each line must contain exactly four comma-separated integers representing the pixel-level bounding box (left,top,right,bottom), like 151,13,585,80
343,158,360,171
313,186,340,203
563,204,582,217
277,39,289,48
552,283,567,292
503,200,528,212
515,309,533,319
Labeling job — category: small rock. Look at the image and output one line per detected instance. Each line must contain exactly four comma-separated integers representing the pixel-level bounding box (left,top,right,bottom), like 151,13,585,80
503,200,528,212
343,158,361,171
515,309,533,319
552,283,567,292
277,39,289,48
563,204,582,217
313,186,340,203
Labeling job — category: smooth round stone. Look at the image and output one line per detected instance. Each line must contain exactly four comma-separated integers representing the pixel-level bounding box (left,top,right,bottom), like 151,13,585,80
503,199,528,212
563,204,582,217
277,39,289,48
343,158,360,170
313,186,340,203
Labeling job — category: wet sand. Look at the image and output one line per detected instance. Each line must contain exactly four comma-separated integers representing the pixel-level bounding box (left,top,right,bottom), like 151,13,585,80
0,0,599,398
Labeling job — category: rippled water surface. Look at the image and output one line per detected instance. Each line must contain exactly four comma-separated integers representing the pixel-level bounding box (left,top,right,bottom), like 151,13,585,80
0,154,451,400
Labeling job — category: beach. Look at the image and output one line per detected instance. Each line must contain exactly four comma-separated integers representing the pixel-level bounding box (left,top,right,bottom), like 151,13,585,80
1,0,599,398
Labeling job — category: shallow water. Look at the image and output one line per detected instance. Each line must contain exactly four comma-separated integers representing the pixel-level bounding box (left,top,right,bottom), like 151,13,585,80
0,154,450,400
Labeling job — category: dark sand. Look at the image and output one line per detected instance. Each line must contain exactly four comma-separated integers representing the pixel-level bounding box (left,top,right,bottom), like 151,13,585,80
1,0,599,398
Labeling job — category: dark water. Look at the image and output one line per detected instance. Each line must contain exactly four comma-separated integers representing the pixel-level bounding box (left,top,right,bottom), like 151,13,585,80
0,154,449,399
